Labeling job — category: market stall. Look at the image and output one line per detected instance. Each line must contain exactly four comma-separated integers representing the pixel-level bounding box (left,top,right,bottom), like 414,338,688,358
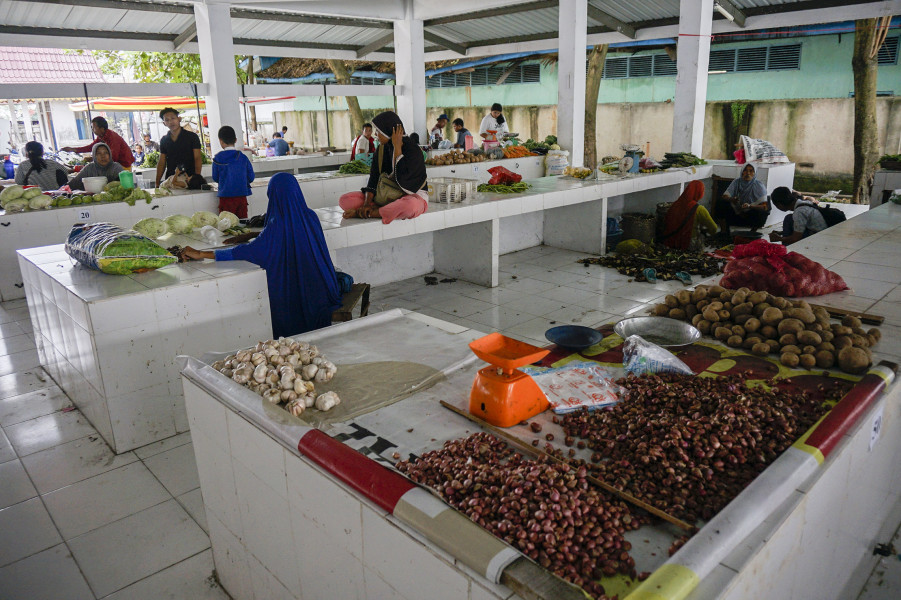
17,239,271,453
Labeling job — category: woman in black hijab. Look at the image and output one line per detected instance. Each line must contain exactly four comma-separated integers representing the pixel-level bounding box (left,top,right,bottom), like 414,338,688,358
339,111,428,224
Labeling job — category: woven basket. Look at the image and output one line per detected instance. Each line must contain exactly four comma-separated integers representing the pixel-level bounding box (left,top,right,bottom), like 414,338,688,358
620,212,657,245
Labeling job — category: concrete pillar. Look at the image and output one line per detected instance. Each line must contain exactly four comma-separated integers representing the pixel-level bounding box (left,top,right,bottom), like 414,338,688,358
557,0,588,167
671,0,713,156
194,1,244,151
393,1,427,140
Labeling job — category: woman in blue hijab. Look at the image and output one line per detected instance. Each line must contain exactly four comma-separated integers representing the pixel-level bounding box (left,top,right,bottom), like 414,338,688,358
183,173,342,337
715,162,770,236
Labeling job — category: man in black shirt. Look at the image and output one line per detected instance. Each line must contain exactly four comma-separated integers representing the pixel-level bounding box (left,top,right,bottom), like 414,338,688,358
155,107,203,187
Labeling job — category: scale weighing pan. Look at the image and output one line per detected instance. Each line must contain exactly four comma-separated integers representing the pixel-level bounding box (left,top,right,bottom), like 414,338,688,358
545,325,602,350
614,317,700,347
468,333,550,427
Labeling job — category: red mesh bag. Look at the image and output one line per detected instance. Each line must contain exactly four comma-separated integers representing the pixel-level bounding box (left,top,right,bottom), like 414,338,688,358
720,240,848,297
487,166,522,185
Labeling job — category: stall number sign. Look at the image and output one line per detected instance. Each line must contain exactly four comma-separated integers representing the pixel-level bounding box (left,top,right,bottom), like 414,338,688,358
77,208,92,221
869,405,884,452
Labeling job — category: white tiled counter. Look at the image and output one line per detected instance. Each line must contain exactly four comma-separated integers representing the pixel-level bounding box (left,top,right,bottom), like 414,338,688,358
869,169,901,207
179,288,900,600
133,152,352,180
17,244,272,453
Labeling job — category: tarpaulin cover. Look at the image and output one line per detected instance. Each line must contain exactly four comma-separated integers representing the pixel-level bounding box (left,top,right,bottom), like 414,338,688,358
64,222,175,275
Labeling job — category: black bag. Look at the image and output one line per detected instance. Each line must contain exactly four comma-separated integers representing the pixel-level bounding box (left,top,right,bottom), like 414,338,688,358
817,204,847,227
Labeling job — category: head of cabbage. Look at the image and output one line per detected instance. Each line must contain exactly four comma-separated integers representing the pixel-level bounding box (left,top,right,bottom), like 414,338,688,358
28,194,52,210
192,211,219,228
134,218,168,239
165,214,194,234
217,211,240,231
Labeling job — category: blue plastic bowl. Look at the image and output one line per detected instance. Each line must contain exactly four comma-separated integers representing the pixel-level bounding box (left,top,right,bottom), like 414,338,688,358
545,325,603,350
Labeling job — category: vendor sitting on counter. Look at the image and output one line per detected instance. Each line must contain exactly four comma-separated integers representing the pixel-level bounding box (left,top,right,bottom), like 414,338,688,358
769,186,828,246
69,143,124,190
715,163,770,236
62,116,134,169
479,103,509,140
182,173,342,338
339,111,428,224
155,107,203,188
14,141,69,190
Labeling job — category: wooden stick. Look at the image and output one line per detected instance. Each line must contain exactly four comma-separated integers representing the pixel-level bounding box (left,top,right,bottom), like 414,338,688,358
439,400,695,532
808,303,884,326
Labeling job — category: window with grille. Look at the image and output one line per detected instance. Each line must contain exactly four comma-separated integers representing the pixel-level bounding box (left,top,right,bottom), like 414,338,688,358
425,63,541,88
878,36,899,66
708,44,801,73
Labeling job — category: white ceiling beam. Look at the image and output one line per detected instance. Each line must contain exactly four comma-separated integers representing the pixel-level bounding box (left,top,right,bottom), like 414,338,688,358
423,0,555,26
0,82,209,100
13,0,193,14
713,0,747,28
586,4,636,39
173,23,197,52
357,32,396,58
216,0,405,20
424,0,901,60
230,43,395,61
0,31,178,52
422,31,467,56
243,83,396,97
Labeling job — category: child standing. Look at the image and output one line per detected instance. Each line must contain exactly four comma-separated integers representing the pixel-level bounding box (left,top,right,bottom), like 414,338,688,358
212,126,255,218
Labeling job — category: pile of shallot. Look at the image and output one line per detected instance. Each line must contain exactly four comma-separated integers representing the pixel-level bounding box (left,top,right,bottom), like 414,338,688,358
212,337,340,416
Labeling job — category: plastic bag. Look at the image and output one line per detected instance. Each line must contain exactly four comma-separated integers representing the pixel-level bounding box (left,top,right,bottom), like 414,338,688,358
521,362,624,414
721,239,848,297
545,150,569,176
65,222,176,275
622,335,693,376
487,166,522,185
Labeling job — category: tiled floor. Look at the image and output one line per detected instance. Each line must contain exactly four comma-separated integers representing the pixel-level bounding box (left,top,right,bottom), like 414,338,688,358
1,244,899,598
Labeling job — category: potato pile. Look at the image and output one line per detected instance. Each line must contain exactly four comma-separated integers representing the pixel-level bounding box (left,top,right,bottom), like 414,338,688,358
652,285,881,375
426,150,486,166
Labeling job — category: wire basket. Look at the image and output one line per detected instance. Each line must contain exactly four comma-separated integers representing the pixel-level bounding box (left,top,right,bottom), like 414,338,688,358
427,177,478,203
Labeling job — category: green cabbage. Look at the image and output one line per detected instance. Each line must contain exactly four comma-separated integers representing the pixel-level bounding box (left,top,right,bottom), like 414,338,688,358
134,218,169,239
192,211,219,228
28,194,52,210
218,211,240,230
165,214,194,234
0,185,24,207
3,198,28,212
104,181,121,192
22,187,44,200
57,196,72,207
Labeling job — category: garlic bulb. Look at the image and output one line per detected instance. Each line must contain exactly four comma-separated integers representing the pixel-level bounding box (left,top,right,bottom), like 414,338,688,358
262,389,282,404
301,364,318,381
315,391,340,412
285,398,304,417
211,360,225,371
302,392,316,408
253,363,268,383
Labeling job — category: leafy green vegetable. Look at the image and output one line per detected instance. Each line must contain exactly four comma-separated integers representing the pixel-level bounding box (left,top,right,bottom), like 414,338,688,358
165,214,194,234
477,182,532,194
192,211,219,228
142,151,160,167
338,160,370,174
3,198,28,212
28,194,52,210
218,211,240,230
0,185,24,207
134,218,168,239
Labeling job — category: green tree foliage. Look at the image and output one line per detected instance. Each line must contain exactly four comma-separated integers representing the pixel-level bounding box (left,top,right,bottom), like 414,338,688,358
80,50,247,84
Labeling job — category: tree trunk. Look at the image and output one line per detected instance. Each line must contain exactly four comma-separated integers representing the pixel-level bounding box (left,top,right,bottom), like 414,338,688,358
851,19,881,204
529,106,539,141
326,59,364,140
245,56,257,134
584,44,608,169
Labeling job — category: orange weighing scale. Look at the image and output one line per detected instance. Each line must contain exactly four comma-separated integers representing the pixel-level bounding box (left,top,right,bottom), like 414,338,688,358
468,333,550,427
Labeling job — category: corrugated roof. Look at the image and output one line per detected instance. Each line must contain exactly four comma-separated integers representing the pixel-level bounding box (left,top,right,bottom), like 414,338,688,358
0,45,104,83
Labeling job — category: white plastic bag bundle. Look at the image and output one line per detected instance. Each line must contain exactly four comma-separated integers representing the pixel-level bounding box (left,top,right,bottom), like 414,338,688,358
522,361,623,414
622,335,693,376
200,225,224,244
545,150,570,176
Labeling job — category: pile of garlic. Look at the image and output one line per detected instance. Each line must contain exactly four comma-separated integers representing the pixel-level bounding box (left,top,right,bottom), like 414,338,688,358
212,337,340,416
